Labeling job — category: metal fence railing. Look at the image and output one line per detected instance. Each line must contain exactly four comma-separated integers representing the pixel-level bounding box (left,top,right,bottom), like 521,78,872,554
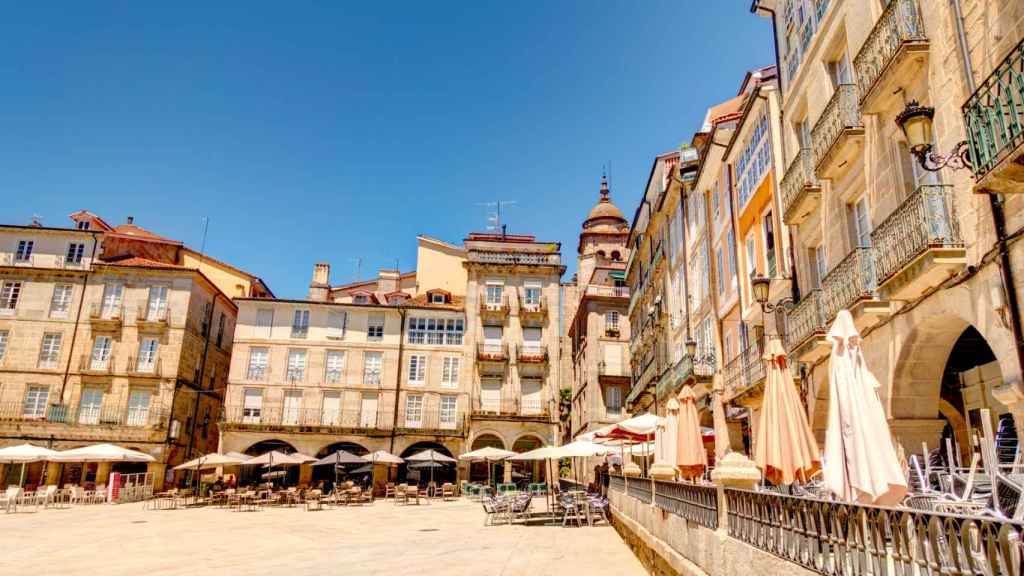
653,479,719,530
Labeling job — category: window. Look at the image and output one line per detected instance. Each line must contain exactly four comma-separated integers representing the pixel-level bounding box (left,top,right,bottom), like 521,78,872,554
65,242,85,265
291,309,309,339
363,351,382,385
255,308,274,338
726,229,737,281
440,395,457,429
522,327,542,354
15,240,33,262
247,347,269,380
97,284,122,319
38,333,62,368
523,282,542,306
327,310,346,339
367,314,384,341
717,247,726,296
77,220,90,230
445,318,464,345
430,293,446,304
325,351,345,383
50,284,73,317
521,378,542,415
0,330,8,359
137,338,158,372
353,294,369,304
426,319,444,345
78,388,103,425
745,233,757,280
286,349,307,381
851,197,871,248
126,389,152,426
813,246,828,288
606,386,622,417
321,390,341,426
763,210,777,277
405,394,423,427
408,354,426,385
711,182,721,220
828,52,853,88
736,112,771,209
146,286,168,321
282,389,302,425
480,378,502,412
700,242,711,303
91,336,113,370
795,119,811,149
216,313,226,347
485,283,503,305
23,386,48,419
605,310,619,333
441,356,460,388
200,302,212,337
243,388,263,423
1,281,22,311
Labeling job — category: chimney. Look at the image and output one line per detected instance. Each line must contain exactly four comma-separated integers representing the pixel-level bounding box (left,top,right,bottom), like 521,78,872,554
308,262,331,301
127,216,134,225
378,269,400,294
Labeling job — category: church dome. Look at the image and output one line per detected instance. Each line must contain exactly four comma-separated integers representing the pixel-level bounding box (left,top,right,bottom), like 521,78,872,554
583,175,628,231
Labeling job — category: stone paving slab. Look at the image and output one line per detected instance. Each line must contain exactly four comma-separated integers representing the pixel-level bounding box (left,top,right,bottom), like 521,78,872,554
0,498,646,576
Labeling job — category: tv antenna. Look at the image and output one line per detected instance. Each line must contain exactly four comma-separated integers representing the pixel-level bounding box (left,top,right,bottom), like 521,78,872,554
348,257,363,282
476,200,517,234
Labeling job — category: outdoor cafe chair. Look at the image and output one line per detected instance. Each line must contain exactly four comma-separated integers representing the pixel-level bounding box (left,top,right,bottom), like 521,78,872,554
481,496,508,526
1,486,21,513
508,494,533,524
305,490,323,511
385,483,396,499
441,483,455,501
559,493,584,528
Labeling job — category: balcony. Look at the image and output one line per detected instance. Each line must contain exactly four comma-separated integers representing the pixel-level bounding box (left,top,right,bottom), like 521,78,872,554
597,361,628,379
517,294,547,325
723,341,766,404
78,354,113,375
963,36,1024,194
784,289,829,363
467,251,561,266
0,401,168,429
854,0,929,114
871,185,966,301
396,409,467,436
781,148,821,225
135,306,169,331
584,284,629,299
515,344,548,365
88,303,124,329
479,293,509,322
126,355,163,378
476,342,509,363
59,255,88,270
812,84,864,180
471,398,549,421
221,404,395,434
820,247,889,330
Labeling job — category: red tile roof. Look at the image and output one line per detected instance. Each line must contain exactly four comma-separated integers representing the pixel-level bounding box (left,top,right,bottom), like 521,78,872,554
107,223,182,245
99,256,184,269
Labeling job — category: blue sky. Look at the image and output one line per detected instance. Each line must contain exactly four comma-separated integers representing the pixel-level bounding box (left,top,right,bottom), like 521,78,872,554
1,2,771,297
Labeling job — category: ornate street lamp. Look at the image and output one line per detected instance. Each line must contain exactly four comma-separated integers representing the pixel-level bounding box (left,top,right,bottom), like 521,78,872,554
749,273,793,347
895,100,971,172
685,337,697,359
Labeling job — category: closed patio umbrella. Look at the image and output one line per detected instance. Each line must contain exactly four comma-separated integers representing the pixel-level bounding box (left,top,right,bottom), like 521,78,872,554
676,387,708,480
823,310,907,505
650,398,679,479
754,338,821,486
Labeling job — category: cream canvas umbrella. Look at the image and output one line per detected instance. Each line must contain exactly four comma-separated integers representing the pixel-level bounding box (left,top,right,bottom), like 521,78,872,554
460,446,514,486
173,453,246,471
406,449,455,484
676,387,708,480
754,338,821,486
366,450,404,465
53,443,155,462
823,310,907,505
649,399,678,480
243,450,305,467
0,444,60,486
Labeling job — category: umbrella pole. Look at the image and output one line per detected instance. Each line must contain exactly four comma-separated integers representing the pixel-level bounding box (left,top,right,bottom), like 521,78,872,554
20,462,26,487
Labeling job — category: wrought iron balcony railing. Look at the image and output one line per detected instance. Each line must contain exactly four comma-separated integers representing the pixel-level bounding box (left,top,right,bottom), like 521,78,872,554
479,293,510,315
78,354,113,374
476,342,509,362
222,404,396,431
820,246,877,322
963,35,1024,184
471,398,549,418
780,148,821,225
584,284,629,298
811,84,863,174
515,344,548,364
853,0,927,107
0,401,167,428
395,408,467,434
467,251,561,266
89,303,124,323
136,306,168,327
126,355,162,377
784,289,826,353
871,184,963,288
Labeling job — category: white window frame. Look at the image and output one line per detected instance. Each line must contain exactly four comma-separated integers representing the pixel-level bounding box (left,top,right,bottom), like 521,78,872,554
0,330,8,359
363,351,382,385
439,395,457,429
485,282,503,306
65,242,85,266
286,349,307,382
1,281,22,311
367,314,384,341
408,354,426,386
38,333,62,369
50,284,73,318
441,356,460,388
404,394,424,428
78,387,103,425
14,240,34,262
146,286,169,321
137,338,158,373
126,389,152,426
100,284,123,318
23,385,49,419
247,347,269,381
430,293,446,304
325,350,345,384
291,309,310,339
327,310,346,340
91,336,113,370
255,308,274,338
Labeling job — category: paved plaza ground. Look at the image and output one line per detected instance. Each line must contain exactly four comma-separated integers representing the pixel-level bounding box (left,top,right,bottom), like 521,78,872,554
1,497,646,576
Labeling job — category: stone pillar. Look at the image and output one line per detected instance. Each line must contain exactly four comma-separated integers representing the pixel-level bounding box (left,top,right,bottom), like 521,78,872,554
889,418,948,456
148,463,166,492
298,463,312,487
95,462,111,486
992,378,1024,437
0,463,7,487
45,462,62,486
711,377,730,460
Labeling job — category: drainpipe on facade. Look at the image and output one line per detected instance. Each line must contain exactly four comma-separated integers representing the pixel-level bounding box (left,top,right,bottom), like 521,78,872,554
58,234,100,402
950,0,1024,383
389,307,407,453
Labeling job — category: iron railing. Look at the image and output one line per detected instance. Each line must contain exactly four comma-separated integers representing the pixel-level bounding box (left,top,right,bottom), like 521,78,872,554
126,355,162,377
467,251,561,266
723,353,746,401
626,477,653,504
724,341,765,401
597,361,627,378
609,474,625,494
853,0,927,104
784,289,826,353
781,148,819,222
395,409,468,434
78,354,113,374
471,398,549,419
476,342,509,361
820,247,877,322
811,84,862,171
871,184,963,287
963,36,1024,181
725,488,1023,576
515,344,548,364
517,293,547,316
0,401,167,428
653,480,719,530
136,305,168,325
585,285,629,298
221,404,396,431
88,303,124,322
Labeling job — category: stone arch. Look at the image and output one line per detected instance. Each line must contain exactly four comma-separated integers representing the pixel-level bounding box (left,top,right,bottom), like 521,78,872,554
242,438,298,456
399,441,456,485
510,434,546,484
470,432,506,450
890,313,971,421
316,441,369,459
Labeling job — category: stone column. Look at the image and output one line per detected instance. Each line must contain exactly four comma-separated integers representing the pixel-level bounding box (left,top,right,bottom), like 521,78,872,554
148,463,166,492
45,461,62,486
889,418,948,456
0,463,7,487
95,462,111,486
298,463,312,487
711,377,730,460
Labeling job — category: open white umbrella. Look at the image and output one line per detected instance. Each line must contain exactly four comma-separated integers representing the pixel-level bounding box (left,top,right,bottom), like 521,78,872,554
406,449,455,484
459,446,515,461
53,443,155,462
173,453,246,471
244,450,305,467
313,449,367,466
366,450,404,465
0,444,60,486
823,310,907,505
